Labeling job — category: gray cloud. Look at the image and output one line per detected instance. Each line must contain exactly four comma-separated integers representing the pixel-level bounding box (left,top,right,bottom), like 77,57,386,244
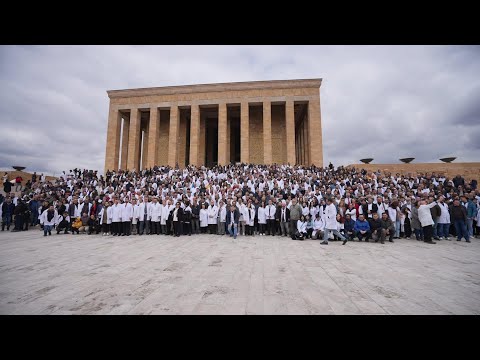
0,45,479,175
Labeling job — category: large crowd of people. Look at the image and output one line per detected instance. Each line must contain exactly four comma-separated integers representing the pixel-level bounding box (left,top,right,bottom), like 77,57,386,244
1,163,479,245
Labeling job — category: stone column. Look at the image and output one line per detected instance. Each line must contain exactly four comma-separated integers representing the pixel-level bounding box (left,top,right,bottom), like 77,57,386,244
308,96,323,167
146,107,159,169
120,116,130,170
218,102,228,166
285,99,295,166
104,104,122,173
168,105,179,167
189,104,200,166
240,101,249,163
127,108,141,171
263,100,272,164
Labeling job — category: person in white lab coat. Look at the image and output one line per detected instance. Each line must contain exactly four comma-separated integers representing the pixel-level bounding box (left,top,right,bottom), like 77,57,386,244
294,215,308,240
39,205,57,236
207,200,218,234
121,198,133,236
111,199,123,236
149,198,161,235
132,199,140,235
321,198,347,245
311,213,325,240
217,201,227,235
199,203,209,233
257,201,267,235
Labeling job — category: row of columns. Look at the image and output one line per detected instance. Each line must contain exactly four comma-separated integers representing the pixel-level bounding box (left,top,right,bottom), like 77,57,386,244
105,98,321,171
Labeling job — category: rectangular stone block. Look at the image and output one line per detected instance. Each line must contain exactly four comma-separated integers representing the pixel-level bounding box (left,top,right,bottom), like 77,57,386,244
127,109,141,171
168,105,179,167
147,107,159,168
218,103,228,166
104,105,121,173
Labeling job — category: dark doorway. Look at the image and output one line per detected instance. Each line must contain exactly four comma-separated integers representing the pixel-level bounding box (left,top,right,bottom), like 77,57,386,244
230,117,240,163
205,115,218,167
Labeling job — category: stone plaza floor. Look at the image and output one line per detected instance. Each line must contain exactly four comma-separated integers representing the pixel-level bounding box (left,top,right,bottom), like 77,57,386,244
1,229,479,315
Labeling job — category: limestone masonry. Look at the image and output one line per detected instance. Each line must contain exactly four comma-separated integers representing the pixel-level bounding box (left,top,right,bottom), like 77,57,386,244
104,79,323,172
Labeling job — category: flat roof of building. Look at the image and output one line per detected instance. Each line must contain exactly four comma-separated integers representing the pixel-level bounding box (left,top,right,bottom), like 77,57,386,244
107,78,322,98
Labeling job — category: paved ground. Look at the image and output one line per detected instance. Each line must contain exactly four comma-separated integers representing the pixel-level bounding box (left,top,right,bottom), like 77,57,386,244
1,229,479,315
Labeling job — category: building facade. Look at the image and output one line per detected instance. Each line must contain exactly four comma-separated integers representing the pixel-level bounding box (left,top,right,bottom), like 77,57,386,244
104,79,323,172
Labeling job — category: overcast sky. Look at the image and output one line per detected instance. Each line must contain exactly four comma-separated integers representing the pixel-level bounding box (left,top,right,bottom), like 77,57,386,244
0,45,479,175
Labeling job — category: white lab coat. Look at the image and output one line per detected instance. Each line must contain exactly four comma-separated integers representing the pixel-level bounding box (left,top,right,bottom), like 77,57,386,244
247,207,255,226
207,205,218,225
345,208,357,222
150,202,162,222
40,209,58,226
437,202,450,224
297,220,307,233
161,204,172,225
200,209,209,227
312,218,325,238
418,202,436,227
265,205,276,220
257,207,267,224
138,202,148,221
111,204,122,222
324,203,338,229
219,205,226,222
132,204,140,224
387,207,397,222
121,203,133,221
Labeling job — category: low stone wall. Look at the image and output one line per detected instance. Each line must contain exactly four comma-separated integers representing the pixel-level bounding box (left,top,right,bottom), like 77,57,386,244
1,171,57,187
346,162,480,182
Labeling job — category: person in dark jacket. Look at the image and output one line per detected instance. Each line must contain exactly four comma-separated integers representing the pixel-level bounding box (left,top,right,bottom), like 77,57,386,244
343,213,355,240
450,199,470,242
354,214,371,241
368,212,385,243
183,202,192,236
29,197,40,226
56,212,70,234
3,179,12,195
380,212,395,242
361,197,378,219
87,214,99,235
170,202,184,237
12,199,27,232
226,204,240,240
2,198,15,231
191,200,200,234
275,202,290,237
429,196,441,240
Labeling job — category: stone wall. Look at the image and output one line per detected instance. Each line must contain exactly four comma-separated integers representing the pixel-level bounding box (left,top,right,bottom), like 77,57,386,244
347,162,480,182
157,110,170,166
249,106,264,164
271,104,286,164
